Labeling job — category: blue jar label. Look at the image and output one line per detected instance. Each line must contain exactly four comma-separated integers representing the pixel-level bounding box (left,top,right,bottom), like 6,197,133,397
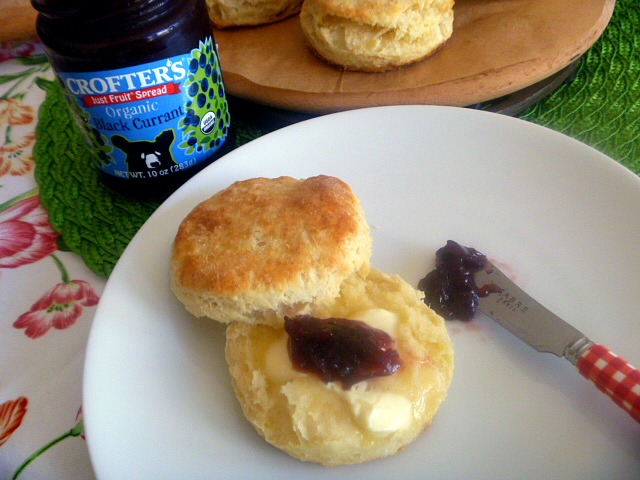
57,36,230,181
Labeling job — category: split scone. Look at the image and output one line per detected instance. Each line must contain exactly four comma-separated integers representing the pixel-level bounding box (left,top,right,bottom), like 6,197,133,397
171,175,454,466
226,268,454,466
171,175,372,326
299,0,455,72
206,0,303,28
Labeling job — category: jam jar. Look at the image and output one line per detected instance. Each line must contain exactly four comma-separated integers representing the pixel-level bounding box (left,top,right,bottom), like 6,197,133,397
32,0,234,200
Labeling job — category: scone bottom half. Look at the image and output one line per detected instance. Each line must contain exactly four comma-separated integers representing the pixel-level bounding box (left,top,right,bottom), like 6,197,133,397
171,175,373,326
225,269,454,466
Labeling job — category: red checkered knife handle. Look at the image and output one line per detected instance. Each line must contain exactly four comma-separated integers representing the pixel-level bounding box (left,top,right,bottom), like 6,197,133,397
576,343,640,423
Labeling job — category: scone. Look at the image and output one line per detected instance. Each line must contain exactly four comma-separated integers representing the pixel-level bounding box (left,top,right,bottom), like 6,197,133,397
299,0,455,72
171,174,454,466
225,268,454,466
171,175,372,326
206,0,303,28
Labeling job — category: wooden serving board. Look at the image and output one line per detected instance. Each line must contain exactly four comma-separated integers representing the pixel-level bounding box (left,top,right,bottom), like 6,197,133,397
215,0,615,113
2,0,615,114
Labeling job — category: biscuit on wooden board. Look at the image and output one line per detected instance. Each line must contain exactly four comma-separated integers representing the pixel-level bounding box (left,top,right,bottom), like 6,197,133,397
206,0,303,28
300,0,455,72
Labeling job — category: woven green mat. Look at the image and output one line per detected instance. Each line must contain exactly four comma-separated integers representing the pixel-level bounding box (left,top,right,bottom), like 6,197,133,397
34,79,156,277
520,0,640,172
34,0,639,278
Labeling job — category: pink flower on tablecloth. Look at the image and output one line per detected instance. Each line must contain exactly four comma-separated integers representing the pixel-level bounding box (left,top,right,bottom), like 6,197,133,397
13,279,100,339
0,192,58,268
0,40,36,62
0,132,36,176
75,407,85,440
0,98,35,126
0,396,28,448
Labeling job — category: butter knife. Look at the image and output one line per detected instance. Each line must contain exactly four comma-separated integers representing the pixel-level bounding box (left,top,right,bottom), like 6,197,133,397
475,260,640,423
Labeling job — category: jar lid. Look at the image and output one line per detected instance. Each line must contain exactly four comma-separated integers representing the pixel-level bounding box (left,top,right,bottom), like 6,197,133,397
32,0,176,28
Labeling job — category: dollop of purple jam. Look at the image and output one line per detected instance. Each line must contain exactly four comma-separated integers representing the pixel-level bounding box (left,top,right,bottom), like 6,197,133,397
284,314,401,389
417,240,488,321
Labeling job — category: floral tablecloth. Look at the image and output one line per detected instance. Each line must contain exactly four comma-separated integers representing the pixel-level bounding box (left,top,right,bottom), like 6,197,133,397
1,1,639,477
0,41,101,479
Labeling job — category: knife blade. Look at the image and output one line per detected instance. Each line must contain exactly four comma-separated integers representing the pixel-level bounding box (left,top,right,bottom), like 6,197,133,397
474,260,640,423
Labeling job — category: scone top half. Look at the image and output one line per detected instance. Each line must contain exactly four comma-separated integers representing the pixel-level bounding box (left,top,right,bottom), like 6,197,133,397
171,175,372,326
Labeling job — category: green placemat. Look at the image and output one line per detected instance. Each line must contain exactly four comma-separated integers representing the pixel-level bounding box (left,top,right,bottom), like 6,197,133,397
34,79,158,277
520,0,639,172
34,0,639,278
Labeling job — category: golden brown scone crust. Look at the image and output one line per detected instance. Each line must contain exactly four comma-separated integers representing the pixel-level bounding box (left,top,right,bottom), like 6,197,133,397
225,268,454,466
206,0,302,28
299,0,455,72
171,175,372,325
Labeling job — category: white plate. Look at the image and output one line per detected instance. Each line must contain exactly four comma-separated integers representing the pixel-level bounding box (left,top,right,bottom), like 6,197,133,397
83,106,640,480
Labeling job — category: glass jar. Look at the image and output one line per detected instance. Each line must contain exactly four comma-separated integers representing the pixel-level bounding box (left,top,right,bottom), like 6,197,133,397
33,0,234,200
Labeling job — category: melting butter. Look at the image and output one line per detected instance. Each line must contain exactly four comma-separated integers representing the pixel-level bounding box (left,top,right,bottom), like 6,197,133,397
346,308,399,337
264,333,304,384
329,381,413,434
